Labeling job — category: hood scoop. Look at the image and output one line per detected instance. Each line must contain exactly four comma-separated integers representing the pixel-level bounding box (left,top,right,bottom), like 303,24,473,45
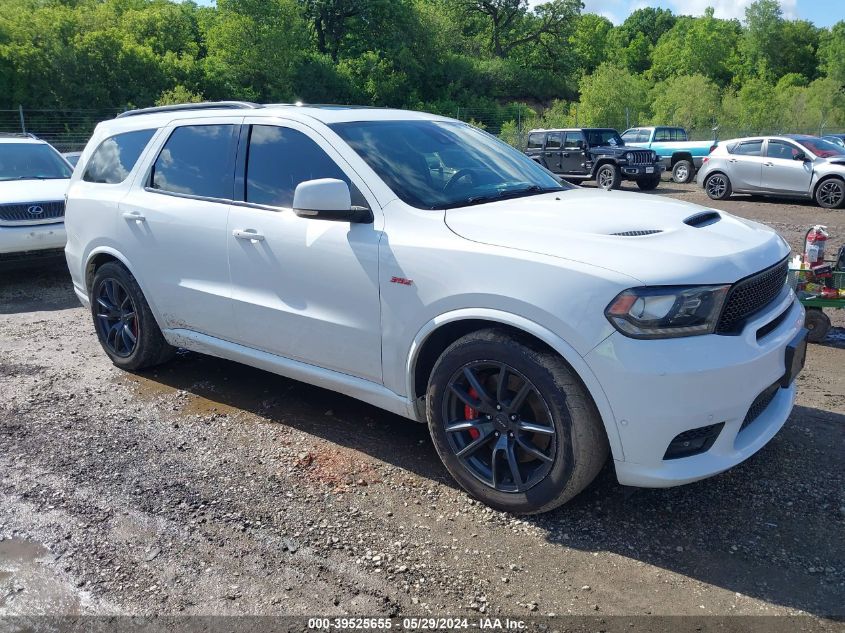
610,229,663,237
684,211,721,228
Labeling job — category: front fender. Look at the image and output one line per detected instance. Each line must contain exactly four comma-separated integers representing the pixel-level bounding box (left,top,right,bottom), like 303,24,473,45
404,307,625,461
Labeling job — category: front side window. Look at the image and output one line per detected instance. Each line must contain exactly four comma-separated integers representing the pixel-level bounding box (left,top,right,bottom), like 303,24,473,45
564,132,584,149
331,120,568,210
150,124,237,198
585,129,623,147
245,125,364,208
83,129,155,184
766,140,800,160
0,143,72,181
734,140,763,156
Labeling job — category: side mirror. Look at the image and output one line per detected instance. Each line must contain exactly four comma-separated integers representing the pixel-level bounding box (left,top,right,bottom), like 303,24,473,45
794,151,808,161
292,178,372,223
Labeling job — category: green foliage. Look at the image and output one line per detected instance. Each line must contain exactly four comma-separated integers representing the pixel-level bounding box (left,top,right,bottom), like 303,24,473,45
579,64,649,129
0,0,841,140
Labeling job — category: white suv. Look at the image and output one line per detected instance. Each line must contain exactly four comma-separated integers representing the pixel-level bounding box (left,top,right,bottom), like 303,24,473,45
0,134,73,263
65,102,807,514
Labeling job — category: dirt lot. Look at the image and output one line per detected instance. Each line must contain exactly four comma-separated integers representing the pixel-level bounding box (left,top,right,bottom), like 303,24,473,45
1,183,843,624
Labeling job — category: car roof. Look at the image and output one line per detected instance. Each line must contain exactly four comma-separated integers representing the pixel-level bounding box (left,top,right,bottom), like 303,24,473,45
96,102,452,137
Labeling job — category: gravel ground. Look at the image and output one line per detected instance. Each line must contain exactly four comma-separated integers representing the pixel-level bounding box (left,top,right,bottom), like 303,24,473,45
0,183,843,623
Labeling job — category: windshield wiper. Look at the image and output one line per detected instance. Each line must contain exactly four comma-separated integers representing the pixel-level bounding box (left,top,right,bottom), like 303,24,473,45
462,185,561,206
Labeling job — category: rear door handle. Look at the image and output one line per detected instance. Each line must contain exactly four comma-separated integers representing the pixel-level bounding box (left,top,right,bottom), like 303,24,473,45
764,162,774,167
233,229,265,242
728,159,738,163
122,211,146,223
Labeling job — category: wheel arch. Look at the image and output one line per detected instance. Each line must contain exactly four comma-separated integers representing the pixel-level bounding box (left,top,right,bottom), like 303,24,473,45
812,173,845,198
406,309,624,461
84,247,164,327
590,158,617,177
671,151,693,166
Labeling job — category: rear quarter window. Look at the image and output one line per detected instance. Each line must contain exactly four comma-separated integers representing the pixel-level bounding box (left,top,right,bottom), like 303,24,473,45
82,129,155,184
526,133,544,149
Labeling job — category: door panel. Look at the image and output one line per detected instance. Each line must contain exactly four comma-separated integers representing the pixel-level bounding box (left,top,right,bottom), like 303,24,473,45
728,140,765,190
116,120,240,338
561,132,586,175
761,140,814,194
227,120,383,382
543,132,563,172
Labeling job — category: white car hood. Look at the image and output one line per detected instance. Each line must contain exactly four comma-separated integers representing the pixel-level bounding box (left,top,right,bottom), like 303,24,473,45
444,189,789,286
0,179,69,204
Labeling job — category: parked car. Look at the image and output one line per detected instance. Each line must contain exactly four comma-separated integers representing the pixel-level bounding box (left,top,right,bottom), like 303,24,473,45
63,151,82,167
0,133,73,265
698,135,845,209
66,102,805,514
622,126,717,184
524,127,663,191
822,134,845,148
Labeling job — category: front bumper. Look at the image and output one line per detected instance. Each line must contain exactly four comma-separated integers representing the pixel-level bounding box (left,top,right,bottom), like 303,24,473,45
620,164,664,178
0,222,66,255
585,288,804,487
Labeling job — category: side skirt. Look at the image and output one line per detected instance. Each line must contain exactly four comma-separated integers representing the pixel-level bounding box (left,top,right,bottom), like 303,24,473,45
162,328,417,421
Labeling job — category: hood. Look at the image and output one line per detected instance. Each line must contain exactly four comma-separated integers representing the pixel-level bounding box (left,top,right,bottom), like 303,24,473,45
444,189,789,286
591,144,627,155
0,178,69,204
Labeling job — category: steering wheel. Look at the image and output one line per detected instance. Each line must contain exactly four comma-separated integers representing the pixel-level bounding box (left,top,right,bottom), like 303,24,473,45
443,168,477,193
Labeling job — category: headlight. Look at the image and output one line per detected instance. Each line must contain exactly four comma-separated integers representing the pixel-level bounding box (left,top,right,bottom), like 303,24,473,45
605,285,730,339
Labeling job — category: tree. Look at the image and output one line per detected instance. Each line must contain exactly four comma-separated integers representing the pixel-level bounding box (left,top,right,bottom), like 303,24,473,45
819,21,845,85
740,0,784,81
650,75,720,133
578,64,649,129
569,14,612,75
650,10,741,86
456,0,581,58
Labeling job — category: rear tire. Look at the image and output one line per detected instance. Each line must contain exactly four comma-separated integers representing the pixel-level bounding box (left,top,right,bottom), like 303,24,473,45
91,262,175,371
426,329,609,514
672,160,693,183
636,175,661,191
805,308,831,343
815,178,845,209
595,164,621,191
705,172,732,200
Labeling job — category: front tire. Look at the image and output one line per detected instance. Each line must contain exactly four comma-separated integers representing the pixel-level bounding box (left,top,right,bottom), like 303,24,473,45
705,172,732,200
595,164,621,191
636,175,661,190
672,160,693,183
805,308,831,343
426,329,609,514
815,178,845,209
91,262,175,371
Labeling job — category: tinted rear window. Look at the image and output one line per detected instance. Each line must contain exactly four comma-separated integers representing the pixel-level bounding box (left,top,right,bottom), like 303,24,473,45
526,133,544,149
83,129,155,184
733,140,763,156
150,125,237,198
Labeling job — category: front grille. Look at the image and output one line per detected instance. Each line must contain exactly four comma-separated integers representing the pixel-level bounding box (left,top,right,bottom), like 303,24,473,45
740,382,780,432
0,200,65,223
716,257,789,334
627,151,653,165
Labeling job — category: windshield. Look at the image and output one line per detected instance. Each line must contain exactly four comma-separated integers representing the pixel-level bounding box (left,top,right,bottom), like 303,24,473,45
794,137,845,158
585,129,624,147
0,143,72,181
330,120,569,210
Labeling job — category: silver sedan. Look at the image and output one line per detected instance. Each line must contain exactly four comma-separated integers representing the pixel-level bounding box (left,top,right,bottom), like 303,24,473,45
697,135,845,209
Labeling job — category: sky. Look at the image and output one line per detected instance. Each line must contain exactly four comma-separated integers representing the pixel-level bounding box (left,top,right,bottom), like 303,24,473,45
531,0,845,26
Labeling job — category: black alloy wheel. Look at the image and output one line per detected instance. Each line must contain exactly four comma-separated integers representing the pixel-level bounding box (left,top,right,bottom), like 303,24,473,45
94,278,139,358
442,361,557,493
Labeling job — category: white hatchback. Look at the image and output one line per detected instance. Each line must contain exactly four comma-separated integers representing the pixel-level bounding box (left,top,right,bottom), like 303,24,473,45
65,102,806,514
0,134,72,263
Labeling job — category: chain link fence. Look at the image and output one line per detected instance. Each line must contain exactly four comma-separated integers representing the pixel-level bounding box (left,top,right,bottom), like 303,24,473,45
2,104,843,154
0,107,121,152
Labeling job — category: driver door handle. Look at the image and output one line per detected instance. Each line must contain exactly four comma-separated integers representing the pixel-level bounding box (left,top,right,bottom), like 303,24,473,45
122,211,146,223
764,162,774,167
233,229,265,242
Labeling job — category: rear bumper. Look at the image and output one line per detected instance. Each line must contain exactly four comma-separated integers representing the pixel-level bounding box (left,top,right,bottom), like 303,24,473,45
0,222,66,254
585,289,804,487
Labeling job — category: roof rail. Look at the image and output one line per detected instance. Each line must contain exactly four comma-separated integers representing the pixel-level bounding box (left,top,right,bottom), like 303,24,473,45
116,101,262,119
0,132,39,139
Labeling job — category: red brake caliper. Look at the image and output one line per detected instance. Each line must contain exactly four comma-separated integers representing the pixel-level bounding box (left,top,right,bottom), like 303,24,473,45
464,388,480,439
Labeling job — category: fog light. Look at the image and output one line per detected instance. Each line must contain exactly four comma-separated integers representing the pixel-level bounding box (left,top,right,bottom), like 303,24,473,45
663,422,724,460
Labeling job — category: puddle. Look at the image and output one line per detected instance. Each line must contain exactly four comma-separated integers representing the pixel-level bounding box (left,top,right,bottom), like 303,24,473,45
0,537,84,615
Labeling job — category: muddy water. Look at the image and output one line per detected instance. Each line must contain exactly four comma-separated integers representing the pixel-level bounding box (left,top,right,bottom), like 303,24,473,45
0,537,84,615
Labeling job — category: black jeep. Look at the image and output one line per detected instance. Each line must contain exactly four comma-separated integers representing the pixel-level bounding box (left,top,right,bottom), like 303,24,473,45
524,128,664,190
